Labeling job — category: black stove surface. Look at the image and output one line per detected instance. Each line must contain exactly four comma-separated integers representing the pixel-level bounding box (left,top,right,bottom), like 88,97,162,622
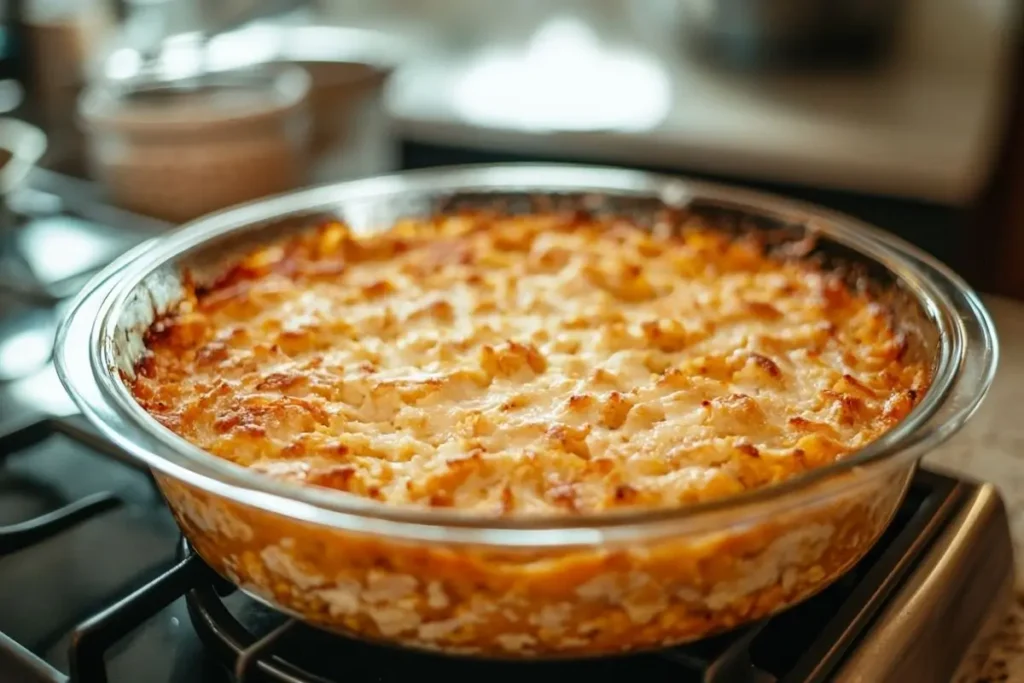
0,171,977,683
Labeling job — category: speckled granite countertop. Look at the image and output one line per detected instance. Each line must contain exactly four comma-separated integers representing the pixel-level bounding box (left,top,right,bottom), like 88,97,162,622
925,295,1024,682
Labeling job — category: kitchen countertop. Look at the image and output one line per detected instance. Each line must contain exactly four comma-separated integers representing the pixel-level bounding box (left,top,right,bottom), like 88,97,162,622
926,295,1024,682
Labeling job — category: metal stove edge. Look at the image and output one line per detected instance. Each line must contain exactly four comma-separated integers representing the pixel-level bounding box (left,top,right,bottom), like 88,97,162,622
834,470,1014,683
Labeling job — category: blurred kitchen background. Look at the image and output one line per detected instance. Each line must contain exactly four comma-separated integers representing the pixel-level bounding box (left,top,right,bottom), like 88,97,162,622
0,0,1023,303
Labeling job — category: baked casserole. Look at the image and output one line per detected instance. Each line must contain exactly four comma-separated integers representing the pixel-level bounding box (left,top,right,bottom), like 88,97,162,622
126,205,932,656
132,211,927,514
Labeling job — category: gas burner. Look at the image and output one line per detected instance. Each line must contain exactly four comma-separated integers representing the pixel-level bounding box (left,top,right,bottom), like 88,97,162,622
0,412,1011,683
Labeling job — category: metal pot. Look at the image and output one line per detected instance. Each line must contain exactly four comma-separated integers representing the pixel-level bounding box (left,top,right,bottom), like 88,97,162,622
54,164,997,658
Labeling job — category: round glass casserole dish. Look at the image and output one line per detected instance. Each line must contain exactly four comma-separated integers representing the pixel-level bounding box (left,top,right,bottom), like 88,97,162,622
54,164,997,659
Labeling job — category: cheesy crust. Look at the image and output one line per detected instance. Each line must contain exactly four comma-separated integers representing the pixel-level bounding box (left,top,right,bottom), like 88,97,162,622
131,212,929,516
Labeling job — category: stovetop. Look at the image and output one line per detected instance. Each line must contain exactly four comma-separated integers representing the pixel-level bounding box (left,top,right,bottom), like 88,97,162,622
0,171,1015,683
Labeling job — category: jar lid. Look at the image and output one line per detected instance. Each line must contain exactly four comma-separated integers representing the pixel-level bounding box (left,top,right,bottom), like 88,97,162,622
78,63,311,136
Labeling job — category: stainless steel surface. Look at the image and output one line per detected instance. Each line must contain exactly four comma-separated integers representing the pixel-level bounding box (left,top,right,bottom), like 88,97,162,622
834,474,1015,682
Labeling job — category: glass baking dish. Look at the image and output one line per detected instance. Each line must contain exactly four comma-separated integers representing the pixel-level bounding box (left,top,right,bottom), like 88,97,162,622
54,164,997,658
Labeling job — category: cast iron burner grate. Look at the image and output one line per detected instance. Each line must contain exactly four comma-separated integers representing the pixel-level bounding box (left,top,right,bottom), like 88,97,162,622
0,415,973,683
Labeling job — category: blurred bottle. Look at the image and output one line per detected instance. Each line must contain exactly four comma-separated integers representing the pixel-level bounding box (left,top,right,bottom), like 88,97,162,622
16,0,114,172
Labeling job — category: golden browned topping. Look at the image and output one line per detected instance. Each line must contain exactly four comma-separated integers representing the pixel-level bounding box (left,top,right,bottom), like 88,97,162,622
130,212,929,515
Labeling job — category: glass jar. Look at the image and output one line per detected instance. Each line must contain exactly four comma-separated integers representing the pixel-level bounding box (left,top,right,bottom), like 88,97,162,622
77,63,311,223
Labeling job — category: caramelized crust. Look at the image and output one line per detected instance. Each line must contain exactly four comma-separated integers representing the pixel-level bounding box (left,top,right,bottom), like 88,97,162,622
131,213,929,516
